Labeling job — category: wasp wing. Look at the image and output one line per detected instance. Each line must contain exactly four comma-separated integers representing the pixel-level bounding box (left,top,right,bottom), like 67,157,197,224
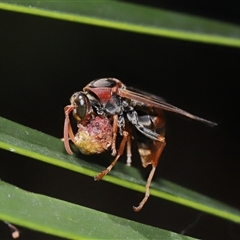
119,88,217,127
126,86,167,103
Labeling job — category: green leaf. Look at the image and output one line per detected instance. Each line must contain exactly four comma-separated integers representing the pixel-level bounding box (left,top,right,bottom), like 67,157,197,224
0,1,240,47
1,116,240,226
0,181,196,240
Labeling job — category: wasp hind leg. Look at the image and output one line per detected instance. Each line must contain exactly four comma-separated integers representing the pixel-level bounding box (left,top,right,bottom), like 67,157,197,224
133,137,166,212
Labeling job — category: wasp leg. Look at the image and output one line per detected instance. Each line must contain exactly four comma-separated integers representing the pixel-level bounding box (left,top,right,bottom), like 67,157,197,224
94,131,129,181
126,134,132,166
111,115,118,156
133,138,166,212
64,105,76,155
124,121,132,166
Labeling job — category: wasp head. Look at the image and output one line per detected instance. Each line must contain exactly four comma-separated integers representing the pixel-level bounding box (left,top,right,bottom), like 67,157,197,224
64,91,112,155
64,91,93,155
70,92,92,123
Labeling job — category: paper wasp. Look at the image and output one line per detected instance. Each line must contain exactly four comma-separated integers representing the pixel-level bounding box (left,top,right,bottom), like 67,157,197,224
64,78,217,211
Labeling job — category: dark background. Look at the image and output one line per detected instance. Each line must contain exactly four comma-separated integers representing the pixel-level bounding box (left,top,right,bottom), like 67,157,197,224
0,1,240,239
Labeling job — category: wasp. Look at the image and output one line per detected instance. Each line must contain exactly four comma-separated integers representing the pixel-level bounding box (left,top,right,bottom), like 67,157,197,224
64,78,217,211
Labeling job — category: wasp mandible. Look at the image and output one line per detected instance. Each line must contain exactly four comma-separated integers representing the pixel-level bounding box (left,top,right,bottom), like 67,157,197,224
64,78,217,211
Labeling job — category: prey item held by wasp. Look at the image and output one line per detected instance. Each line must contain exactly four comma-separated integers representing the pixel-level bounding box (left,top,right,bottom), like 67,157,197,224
64,78,217,211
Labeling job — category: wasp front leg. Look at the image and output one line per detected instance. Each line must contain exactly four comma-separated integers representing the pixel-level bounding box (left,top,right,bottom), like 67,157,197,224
94,130,129,181
64,105,77,155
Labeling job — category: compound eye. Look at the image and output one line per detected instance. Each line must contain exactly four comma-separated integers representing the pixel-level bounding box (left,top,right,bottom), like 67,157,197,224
72,92,90,119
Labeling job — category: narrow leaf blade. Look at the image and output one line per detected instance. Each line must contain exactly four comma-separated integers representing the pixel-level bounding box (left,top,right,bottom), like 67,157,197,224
0,117,240,224
0,181,196,239
0,1,240,47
